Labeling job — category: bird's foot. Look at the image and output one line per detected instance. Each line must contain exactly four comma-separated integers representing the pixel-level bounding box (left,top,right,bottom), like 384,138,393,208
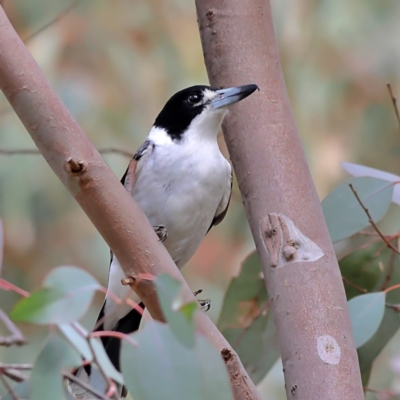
193,289,211,312
153,225,168,242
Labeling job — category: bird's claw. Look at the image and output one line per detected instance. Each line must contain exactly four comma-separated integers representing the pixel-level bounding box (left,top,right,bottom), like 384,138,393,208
153,225,168,242
193,289,211,312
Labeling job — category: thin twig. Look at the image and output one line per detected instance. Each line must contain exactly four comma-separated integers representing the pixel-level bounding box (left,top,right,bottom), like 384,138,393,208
0,373,20,400
90,330,137,348
385,303,400,312
387,83,400,129
63,371,109,400
342,276,367,293
0,147,133,158
0,363,32,371
349,183,400,255
70,323,120,400
0,362,30,382
86,339,119,400
384,283,400,294
0,309,26,346
2,369,27,383
22,0,80,43
93,286,145,332
0,279,29,297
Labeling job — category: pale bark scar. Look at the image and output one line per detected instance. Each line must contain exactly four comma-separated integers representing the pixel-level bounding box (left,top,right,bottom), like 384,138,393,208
317,335,341,365
259,213,324,268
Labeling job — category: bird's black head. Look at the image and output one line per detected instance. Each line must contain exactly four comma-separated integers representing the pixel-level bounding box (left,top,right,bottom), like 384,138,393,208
153,84,258,141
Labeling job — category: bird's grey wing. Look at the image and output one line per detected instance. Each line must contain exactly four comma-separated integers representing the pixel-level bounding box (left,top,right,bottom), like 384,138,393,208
120,139,154,193
207,166,232,233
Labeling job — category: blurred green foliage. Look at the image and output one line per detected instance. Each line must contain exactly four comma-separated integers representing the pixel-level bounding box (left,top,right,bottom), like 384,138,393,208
1,0,400,399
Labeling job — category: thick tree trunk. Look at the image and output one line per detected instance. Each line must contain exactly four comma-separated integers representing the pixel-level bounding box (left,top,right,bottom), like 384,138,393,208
196,1,364,399
0,6,262,400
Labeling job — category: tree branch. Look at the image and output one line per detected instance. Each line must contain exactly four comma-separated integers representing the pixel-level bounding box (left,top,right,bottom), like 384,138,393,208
196,1,364,399
0,6,262,400
0,147,133,158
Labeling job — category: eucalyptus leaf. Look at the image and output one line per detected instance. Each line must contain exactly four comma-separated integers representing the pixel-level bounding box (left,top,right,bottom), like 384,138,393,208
10,287,66,323
339,243,383,301
358,307,400,386
10,266,100,324
217,251,278,384
348,292,386,348
90,337,124,384
342,162,400,205
58,322,93,361
31,334,81,400
322,176,393,243
121,321,233,400
155,274,196,347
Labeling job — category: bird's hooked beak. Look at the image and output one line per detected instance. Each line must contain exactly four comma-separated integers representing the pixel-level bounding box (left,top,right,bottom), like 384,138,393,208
210,84,259,110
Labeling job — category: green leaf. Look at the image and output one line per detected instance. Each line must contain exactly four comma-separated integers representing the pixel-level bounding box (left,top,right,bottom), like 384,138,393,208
322,176,393,243
339,243,383,300
155,274,196,347
10,287,66,323
361,366,372,387
358,307,400,385
223,313,279,384
217,251,278,384
121,321,233,400
348,292,386,348
10,266,100,324
340,243,400,384
31,334,81,400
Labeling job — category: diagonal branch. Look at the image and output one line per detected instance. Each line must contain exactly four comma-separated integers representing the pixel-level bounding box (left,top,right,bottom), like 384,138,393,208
0,6,262,400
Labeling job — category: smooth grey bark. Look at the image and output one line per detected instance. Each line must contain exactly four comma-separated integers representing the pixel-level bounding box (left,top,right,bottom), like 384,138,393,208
196,1,364,399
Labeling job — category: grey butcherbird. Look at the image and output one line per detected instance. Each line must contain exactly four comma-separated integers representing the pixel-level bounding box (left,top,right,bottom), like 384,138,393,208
69,83,258,398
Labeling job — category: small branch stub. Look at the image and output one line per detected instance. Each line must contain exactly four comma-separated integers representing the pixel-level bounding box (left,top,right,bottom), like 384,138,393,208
66,158,86,175
121,277,135,286
221,348,232,362
260,213,324,268
121,272,155,287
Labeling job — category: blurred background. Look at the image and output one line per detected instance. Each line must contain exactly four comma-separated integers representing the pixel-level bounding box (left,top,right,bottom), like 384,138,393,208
1,0,400,398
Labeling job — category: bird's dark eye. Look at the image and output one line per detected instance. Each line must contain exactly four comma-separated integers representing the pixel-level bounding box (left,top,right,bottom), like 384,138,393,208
188,93,203,105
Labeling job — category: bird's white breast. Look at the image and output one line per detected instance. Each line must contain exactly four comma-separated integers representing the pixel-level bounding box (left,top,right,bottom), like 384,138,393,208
104,126,231,330
133,133,230,267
